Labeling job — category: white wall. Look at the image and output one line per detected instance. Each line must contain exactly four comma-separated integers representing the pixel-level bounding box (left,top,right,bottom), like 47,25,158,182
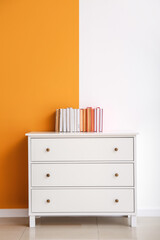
79,0,160,211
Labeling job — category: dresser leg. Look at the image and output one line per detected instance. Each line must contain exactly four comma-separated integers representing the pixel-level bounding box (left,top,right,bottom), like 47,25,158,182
29,216,35,227
130,216,136,227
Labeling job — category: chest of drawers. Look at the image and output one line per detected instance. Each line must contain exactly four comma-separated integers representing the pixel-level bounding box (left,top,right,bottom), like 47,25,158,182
26,132,137,227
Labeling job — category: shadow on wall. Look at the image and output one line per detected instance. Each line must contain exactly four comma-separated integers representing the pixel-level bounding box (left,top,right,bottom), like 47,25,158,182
49,111,56,132
1,112,56,208
1,137,28,208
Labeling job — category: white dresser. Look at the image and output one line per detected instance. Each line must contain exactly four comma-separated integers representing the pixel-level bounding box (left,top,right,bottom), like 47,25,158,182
26,132,137,227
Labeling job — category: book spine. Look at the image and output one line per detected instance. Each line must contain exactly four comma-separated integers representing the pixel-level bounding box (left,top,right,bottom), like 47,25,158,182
62,109,66,132
80,109,83,132
59,109,63,132
74,109,77,132
58,109,60,132
99,108,103,132
66,108,70,132
83,108,87,132
72,109,74,132
87,107,92,132
69,108,73,132
91,108,94,132
96,107,100,132
94,108,97,132
55,109,59,132
102,108,103,132
77,109,80,132
86,108,89,132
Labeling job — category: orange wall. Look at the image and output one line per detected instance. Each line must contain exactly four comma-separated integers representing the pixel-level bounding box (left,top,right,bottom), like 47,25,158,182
0,0,79,208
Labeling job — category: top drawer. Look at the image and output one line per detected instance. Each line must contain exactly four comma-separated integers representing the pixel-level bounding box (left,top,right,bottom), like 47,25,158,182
31,138,133,161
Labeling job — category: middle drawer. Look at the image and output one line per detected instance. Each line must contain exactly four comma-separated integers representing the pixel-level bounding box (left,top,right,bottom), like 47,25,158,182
31,163,133,187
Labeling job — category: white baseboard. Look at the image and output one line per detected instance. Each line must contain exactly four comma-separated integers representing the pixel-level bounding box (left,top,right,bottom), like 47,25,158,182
137,209,160,217
0,209,160,217
0,209,28,217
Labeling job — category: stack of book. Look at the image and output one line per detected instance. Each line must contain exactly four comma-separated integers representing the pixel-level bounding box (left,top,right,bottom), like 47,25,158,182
55,107,103,132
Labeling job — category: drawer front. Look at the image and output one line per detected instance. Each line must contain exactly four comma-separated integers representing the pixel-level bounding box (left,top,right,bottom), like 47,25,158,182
32,189,134,213
31,163,133,187
31,138,133,161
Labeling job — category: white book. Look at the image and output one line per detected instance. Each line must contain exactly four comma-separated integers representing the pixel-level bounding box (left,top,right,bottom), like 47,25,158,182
59,109,63,132
96,107,100,132
66,108,70,132
76,109,80,132
72,109,75,132
99,108,103,132
62,109,67,132
69,108,73,132
74,109,77,132
94,108,97,132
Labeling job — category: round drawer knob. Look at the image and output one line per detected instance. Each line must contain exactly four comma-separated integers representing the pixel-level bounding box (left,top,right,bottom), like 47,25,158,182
46,148,50,152
115,199,119,203
115,173,119,177
114,148,118,151
46,173,50,177
46,199,50,203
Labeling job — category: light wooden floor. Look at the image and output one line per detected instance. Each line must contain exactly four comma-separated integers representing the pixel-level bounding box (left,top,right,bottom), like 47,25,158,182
0,217,160,240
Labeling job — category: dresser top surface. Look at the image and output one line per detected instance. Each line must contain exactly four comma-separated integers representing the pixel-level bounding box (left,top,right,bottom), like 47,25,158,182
25,132,138,138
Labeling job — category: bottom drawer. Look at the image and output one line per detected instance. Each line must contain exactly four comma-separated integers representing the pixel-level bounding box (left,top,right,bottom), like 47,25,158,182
32,189,134,213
